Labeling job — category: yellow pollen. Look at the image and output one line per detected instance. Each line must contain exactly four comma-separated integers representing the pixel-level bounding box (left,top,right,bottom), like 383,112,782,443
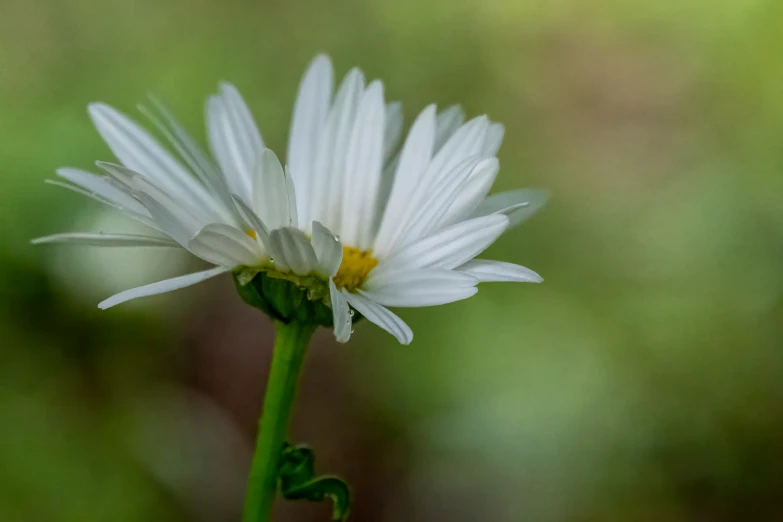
245,228,258,240
333,246,378,292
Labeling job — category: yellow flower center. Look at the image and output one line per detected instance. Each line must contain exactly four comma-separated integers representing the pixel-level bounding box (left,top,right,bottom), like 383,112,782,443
333,246,378,292
245,229,258,240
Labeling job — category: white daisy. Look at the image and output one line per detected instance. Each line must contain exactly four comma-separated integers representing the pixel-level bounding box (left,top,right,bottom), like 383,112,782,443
34,55,547,345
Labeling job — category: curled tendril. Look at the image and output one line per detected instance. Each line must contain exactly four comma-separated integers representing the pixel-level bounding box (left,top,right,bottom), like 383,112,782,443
278,443,351,521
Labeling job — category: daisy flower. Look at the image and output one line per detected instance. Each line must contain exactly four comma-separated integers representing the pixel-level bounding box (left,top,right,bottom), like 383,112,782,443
34,55,547,345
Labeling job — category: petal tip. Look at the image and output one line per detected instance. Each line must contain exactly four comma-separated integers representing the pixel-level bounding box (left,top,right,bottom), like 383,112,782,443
218,81,239,94
311,53,333,67
87,102,112,119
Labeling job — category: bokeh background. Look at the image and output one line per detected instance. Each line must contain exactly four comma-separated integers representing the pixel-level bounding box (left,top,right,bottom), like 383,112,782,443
3,0,783,520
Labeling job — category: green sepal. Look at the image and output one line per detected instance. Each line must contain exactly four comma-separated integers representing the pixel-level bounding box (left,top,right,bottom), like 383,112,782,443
279,443,351,522
233,271,333,326
233,271,278,319
234,270,364,327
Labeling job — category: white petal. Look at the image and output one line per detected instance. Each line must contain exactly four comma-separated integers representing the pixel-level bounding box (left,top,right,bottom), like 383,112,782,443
329,279,352,343
231,194,271,248
373,155,401,236
284,165,299,229
45,179,112,204
220,84,264,153
434,105,465,152
95,161,139,189
207,98,244,199
395,155,481,247
264,232,290,272
56,167,148,216
138,98,220,185
383,101,404,165
188,223,266,267
207,84,264,204
130,176,206,244
363,268,478,307
473,189,550,227
363,285,477,308
133,191,195,247
457,259,543,283
44,179,160,230
99,266,231,309
311,68,365,231
128,175,203,226
32,232,179,247
482,122,505,156
342,290,413,345
99,161,216,229
340,81,386,250
381,215,509,271
45,178,157,231
365,267,477,289
440,157,499,227
268,227,318,276
311,221,343,278
426,115,490,189
383,116,491,251
252,149,292,230
88,103,219,220
373,104,436,257
287,54,333,225
137,98,237,219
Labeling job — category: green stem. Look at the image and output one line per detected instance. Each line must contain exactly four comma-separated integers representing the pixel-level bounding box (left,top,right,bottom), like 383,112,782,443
242,321,316,522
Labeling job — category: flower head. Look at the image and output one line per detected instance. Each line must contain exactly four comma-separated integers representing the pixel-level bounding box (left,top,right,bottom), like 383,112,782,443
34,55,547,344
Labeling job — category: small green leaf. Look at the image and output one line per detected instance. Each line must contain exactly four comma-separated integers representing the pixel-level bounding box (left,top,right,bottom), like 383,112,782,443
279,443,351,522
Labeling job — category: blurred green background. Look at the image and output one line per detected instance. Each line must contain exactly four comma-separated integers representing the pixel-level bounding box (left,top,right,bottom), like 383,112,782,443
2,0,783,520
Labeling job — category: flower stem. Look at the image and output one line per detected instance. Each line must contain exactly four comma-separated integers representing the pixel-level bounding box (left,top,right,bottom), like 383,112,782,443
242,321,316,522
